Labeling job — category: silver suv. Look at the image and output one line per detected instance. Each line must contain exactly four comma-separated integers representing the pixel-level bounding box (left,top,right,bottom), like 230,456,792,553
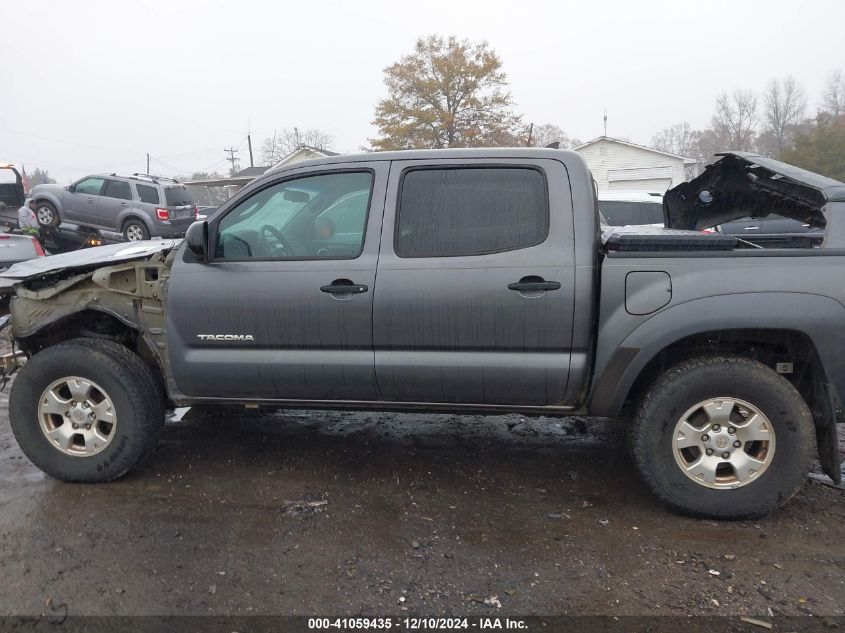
31,173,198,241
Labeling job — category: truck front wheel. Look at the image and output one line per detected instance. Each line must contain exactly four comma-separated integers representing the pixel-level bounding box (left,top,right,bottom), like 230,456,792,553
630,356,815,519
9,339,165,482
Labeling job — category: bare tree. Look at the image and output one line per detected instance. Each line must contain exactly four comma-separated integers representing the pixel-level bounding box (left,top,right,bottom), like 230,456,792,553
651,122,699,157
712,89,758,151
528,123,572,148
262,127,333,164
26,167,56,191
822,69,844,118
651,122,706,177
763,76,807,156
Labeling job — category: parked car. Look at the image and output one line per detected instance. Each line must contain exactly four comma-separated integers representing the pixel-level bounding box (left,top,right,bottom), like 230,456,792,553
718,214,824,248
597,190,664,227
1,150,843,520
31,173,198,241
0,233,45,271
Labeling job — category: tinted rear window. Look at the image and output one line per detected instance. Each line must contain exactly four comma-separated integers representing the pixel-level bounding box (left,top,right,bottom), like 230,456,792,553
396,167,548,257
136,184,160,205
599,200,664,226
164,186,195,206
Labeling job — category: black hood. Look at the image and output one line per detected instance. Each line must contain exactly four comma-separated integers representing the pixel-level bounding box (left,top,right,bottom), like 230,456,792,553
664,152,845,231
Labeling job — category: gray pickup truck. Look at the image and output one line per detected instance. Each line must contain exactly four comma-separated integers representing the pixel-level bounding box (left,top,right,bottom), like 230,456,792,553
1,149,843,519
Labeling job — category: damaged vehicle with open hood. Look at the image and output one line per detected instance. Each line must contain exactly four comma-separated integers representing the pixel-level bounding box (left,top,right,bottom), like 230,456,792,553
1,148,843,519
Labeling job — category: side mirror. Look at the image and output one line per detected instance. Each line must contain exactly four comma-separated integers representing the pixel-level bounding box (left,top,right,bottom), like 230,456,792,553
67,184,75,193
184,220,208,260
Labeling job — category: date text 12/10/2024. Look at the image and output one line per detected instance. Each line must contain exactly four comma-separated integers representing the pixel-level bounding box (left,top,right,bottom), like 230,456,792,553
307,618,528,630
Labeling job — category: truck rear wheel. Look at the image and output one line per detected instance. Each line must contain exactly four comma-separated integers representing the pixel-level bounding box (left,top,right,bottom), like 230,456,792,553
122,219,150,242
9,339,165,482
630,356,815,519
35,200,60,227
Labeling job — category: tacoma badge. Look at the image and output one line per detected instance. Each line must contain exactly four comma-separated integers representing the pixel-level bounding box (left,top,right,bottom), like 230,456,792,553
197,334,256,341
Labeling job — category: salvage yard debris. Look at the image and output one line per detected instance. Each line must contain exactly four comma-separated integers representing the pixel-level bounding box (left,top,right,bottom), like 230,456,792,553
739,616,773,629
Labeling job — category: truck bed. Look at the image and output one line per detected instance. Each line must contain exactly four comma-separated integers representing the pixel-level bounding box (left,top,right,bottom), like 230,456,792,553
590,247,845,417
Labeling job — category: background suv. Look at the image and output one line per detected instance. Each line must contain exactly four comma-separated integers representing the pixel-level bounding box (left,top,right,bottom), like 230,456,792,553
597,190,665,227
31,173,198,241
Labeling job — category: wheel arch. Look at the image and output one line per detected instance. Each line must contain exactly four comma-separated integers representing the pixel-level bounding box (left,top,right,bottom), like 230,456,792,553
588,292,845,483
32,195,62,222
13,309,169,407
120,213,152,234
32,193,61,208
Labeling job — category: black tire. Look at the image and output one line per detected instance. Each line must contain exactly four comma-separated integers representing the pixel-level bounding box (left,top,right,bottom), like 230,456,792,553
9,339,165,482
630,356,815,519
122,218,150,242
35,200,60,227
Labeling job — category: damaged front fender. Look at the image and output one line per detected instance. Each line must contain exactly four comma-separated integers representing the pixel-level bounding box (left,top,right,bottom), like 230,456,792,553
5,242,179,398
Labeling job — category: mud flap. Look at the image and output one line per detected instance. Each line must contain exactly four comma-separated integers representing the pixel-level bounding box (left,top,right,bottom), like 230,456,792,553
814,383,843,485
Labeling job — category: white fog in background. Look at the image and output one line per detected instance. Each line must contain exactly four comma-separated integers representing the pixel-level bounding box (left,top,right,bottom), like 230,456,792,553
2,0,843,183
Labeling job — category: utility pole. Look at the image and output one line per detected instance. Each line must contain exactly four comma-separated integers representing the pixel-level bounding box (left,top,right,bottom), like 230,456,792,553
247,134,254,168
224,147,239,174
146,153,150,174
526,122,534,147
603,108,608,136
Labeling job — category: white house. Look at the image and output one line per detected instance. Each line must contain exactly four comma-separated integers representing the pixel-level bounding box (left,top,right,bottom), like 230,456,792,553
270,145,339,171
574,136,695,192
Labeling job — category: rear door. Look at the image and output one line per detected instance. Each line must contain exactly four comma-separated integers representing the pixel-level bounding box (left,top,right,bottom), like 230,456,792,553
65,176,105,225
166,162,387,401
99,179,133,230
374,159,576,406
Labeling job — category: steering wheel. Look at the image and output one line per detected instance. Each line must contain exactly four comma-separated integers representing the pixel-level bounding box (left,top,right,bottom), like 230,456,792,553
260,225,295,257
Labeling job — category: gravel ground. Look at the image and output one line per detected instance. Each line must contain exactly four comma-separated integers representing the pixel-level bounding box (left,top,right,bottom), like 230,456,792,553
0,356,842,618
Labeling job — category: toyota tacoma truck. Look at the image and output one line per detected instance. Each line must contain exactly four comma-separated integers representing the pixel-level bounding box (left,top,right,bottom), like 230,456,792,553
1,149,843,519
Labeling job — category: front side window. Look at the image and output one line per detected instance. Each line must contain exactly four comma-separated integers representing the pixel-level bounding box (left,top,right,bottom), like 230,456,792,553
74,177,105,196
103,179,132,200
215,171,372,260
396,167,548,257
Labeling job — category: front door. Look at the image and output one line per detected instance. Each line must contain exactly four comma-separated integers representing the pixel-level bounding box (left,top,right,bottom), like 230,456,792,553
374,159,576,406
65,176,105,225
166,163,387,401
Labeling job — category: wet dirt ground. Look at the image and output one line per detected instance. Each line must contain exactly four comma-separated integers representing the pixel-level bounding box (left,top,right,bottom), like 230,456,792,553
0,384,843,618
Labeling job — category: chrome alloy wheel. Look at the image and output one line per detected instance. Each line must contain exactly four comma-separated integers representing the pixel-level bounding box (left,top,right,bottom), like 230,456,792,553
125,224,145,241
672,397,776,489
38,376,117,457
36,206,54,224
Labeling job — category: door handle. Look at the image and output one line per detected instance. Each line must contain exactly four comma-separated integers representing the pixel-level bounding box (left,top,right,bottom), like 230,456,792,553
744,226,760,230
508,278,561,292
320,279,368,295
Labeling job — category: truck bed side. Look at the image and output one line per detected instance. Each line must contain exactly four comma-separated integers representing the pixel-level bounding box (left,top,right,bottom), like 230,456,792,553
589,249,845,418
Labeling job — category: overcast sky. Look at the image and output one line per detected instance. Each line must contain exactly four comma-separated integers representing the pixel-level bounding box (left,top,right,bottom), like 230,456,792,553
2,0,843,184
